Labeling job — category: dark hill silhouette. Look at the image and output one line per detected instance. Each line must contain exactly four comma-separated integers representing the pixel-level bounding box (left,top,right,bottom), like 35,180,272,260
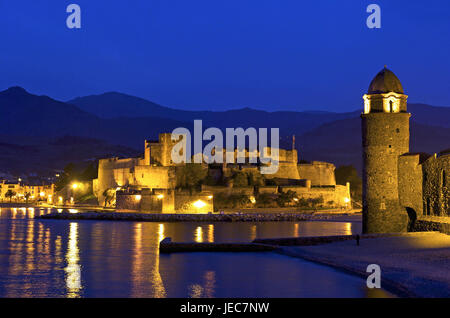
0,87,191,149
68,91,357,135
0,86,449,175
296,118,450,172
69,91,450,134
408,103,450,128
0,135,140,176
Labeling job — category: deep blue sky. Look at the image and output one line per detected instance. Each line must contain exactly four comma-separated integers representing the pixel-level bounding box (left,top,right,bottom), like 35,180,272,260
0,0,449,112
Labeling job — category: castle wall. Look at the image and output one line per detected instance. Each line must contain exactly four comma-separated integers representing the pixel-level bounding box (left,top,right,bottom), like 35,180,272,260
146,133,182,166
422,154,449,217
134,166,173,189
265,162,300,180
174,193,214,214
258,186,278,194
280,184,350,208
297,161,336,186
398,154,423,216
140,191,164,213
201,185,254,196
262,148,300,180
97,157,139,202
116,193,141,211
116,190,209,214
92,179,98,198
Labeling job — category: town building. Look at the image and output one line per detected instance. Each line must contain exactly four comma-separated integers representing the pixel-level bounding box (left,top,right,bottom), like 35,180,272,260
0,180,54,203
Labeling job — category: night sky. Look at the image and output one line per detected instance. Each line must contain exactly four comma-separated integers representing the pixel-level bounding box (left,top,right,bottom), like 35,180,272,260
0,0,449,112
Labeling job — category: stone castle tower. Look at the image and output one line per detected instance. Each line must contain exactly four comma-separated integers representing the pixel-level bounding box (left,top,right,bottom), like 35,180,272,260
361,67,410,233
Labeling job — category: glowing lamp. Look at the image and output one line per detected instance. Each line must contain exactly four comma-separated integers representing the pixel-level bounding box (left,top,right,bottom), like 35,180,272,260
135,194,142,201
344,198,351,203
193,200,206,209
157,194,164,199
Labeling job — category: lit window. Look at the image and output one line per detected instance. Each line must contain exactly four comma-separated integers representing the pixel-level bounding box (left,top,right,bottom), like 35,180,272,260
384,97,399,113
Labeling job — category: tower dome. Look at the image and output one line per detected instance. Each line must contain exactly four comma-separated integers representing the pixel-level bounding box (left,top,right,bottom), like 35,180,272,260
368,67,404,94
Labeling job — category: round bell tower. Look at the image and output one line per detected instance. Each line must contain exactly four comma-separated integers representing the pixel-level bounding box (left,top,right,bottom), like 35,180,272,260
361,66,410,233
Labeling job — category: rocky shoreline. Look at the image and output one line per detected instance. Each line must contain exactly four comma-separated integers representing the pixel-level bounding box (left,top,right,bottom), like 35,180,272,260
37,211,350,222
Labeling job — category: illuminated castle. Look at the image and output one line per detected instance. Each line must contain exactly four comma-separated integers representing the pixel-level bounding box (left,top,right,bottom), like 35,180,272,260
94,133,351,213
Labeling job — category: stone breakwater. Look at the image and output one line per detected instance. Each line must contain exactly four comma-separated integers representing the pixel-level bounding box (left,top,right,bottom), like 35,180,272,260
414,217,450,235
38,211,339,222
159,237,278,253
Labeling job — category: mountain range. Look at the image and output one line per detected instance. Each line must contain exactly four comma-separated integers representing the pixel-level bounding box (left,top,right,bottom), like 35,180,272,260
0,86,449,176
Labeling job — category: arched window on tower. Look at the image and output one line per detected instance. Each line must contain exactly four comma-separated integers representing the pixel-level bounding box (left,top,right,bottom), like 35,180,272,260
389,100,394,113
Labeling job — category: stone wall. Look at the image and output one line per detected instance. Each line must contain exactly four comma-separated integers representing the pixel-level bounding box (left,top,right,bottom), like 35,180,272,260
265,162,300,180
174,193,214,214
201,185,254,196
201,183,350,208
422,153,449,217
297,161,336,186
97,157,140,202
116,193,141,211
414,218,450,235
116,190,212,214
280,183,351,208
134,165,173,189
258,186,278,194
145,133,182,166
398,153,424,216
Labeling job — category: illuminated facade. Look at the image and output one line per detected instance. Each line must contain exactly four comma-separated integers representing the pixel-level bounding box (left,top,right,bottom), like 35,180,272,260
0,180,54,203
95,132,351,213
362,67,449,234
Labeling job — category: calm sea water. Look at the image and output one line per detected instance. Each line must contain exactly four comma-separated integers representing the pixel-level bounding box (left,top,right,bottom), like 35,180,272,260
0,207,392,298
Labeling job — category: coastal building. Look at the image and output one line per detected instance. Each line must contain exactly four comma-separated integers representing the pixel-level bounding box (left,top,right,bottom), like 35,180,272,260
94,133,351,213
0,180,54,203
361,67,449,233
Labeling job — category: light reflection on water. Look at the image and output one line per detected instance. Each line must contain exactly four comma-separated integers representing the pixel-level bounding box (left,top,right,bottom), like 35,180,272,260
0,207,393,298
65,222,81,297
